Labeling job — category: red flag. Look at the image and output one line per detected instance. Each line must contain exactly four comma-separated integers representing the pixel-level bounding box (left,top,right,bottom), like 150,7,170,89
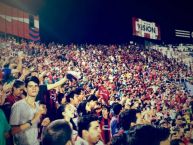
98,85,110,105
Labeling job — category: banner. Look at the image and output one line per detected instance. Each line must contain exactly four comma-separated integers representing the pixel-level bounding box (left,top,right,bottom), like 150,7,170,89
29,15,40,41
132,17,161,40
0,2,40,41
175,29,191,38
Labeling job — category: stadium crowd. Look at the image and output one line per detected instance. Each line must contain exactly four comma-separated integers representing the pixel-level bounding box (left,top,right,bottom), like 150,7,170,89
0,37,193,145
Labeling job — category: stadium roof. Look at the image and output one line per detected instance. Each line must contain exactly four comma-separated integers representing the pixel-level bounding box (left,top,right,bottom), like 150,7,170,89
2,0,193,44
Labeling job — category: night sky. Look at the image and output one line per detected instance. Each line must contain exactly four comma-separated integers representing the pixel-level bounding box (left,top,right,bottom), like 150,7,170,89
2,0,193,44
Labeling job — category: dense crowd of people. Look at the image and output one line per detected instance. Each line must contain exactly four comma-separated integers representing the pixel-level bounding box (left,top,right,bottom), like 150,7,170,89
0,37,193,145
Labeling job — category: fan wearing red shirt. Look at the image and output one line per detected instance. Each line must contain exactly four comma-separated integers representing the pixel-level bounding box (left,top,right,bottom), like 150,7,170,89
3,80,25,121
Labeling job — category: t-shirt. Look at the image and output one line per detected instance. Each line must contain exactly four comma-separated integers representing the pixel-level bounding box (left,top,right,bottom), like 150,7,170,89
0,70,3,81
10,99,40,145
110,116,119,136
0,109,11,145
3,94,23,121
74,136,89,145
74,136,104,145
99,117,111,144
